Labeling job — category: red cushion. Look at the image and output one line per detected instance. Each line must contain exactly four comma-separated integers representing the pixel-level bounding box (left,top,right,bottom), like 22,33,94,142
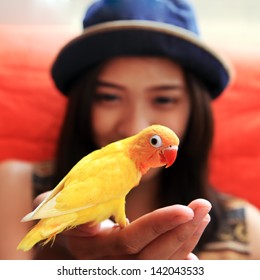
210,50,260,208
0,25,71,161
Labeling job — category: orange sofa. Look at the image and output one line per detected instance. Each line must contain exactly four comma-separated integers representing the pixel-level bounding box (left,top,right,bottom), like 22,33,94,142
210,50,260,208
0,25,259,208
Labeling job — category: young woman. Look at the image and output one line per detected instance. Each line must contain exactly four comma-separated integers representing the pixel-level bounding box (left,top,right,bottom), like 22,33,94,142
2,0,260,259
32,0,260,259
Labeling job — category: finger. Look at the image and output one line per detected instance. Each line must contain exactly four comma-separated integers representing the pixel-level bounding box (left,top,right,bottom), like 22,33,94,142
187,198,212,221
63,223,102,237
186,252,199,260
33,191,51,209
169,214,211,260
139,207,210,260
138,201,211,259
169,201,212,259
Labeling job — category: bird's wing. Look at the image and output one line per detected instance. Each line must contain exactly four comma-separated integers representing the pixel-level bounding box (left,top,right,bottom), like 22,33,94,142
22,144,121,221
25,151,141,220
21,175,67,221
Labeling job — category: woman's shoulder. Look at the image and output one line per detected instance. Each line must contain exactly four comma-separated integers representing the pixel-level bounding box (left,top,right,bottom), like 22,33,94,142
0,160,33,183
241,197,260,259
0,159,33,172
0,159,55,195
199,193,260,259
220,193,260,239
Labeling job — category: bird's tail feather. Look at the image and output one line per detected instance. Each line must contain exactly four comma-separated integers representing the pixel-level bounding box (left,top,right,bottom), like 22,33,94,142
17,215,76,252
17,221,48,252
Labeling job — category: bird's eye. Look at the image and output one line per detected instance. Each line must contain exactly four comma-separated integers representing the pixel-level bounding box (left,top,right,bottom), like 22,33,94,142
150,135,162,147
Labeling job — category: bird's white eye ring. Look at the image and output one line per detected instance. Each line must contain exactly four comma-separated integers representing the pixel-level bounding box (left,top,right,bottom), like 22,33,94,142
150,135,162,148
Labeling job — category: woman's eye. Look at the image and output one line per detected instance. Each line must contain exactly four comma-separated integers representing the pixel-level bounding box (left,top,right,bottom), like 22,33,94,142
94,93,120,102
154,96,177,105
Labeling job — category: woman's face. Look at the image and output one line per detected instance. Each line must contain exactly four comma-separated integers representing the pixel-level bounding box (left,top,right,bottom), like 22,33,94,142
91,56,190,180
92,56,190,144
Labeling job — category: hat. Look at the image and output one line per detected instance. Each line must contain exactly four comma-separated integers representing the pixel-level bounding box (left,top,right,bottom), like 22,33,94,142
51,0,231,98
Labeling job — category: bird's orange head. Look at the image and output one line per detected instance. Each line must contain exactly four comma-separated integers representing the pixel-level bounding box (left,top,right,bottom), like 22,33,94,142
128,125,180,174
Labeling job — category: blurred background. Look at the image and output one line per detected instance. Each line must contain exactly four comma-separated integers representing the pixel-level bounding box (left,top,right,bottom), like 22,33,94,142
0,0,259,52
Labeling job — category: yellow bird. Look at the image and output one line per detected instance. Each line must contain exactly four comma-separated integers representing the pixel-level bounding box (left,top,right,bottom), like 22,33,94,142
17,124,179,251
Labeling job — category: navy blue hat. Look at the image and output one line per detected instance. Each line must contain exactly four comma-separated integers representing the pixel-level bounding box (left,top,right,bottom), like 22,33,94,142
51,0,232,98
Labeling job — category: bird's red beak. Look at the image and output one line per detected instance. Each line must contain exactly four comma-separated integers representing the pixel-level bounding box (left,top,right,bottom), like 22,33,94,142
160,146,178,168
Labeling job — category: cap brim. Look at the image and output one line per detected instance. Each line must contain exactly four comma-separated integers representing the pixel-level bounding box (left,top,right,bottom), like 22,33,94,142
51,20,232,98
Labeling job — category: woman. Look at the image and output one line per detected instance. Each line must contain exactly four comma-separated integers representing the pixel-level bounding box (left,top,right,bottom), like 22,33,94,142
31,0,260,259
4,0,260,259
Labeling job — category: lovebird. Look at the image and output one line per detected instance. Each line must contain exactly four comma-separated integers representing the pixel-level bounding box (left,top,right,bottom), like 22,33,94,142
17,125,179,251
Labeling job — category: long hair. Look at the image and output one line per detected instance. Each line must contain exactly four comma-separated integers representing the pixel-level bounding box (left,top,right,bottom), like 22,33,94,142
51,61,224,250
52,66,102,184
159,72,224,249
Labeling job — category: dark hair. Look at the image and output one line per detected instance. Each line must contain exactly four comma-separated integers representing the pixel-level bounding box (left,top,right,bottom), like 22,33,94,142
52,66,102,181
51,60,224,251
159,72,224,250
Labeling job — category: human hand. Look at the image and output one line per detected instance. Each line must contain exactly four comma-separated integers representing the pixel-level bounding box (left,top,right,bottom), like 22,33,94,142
40,198,211,260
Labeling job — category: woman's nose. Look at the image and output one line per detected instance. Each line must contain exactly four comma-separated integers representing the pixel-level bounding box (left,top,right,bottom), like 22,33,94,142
116,106,151,138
